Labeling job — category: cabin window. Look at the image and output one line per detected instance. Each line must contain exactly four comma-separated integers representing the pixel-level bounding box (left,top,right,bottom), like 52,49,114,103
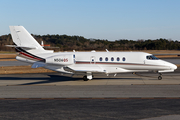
117,57,120,61
99,57,103,61
146,55,159,60
73,55,76,63
105,57,108,61
111,57,114,61
122,57,126,61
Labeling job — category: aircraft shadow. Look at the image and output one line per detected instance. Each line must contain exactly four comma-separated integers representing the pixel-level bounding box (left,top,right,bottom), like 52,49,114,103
0,74,145,86
0,75,80,86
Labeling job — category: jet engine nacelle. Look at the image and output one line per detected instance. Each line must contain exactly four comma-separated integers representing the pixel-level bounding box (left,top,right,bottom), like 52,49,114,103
46,54,75,65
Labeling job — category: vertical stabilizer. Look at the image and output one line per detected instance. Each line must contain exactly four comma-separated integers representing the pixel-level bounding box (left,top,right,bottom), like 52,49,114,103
9,26,44,50
9,26,53,54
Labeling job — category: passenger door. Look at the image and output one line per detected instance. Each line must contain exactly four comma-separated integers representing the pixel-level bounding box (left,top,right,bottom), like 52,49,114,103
90,56,96,64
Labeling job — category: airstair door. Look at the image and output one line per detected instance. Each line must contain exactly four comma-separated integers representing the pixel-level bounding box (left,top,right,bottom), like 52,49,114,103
90,56,96,64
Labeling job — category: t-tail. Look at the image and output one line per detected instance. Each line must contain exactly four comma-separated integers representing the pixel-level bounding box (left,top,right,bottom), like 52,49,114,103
8,26,53,63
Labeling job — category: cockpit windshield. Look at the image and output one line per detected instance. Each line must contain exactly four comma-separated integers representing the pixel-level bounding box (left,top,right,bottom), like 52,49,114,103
146,55,159,60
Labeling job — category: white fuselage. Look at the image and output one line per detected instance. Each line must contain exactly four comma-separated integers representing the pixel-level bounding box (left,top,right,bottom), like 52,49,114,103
9,26,177,80
17,51,177,75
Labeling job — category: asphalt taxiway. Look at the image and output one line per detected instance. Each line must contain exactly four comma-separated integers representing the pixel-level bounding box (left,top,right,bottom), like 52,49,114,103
0,69,179,98
0,99,180,120
0,59,179,120
0,71,180,120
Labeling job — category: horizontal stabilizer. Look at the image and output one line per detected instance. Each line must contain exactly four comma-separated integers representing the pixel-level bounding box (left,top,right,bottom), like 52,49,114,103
32,62,46,68
6,45,37,49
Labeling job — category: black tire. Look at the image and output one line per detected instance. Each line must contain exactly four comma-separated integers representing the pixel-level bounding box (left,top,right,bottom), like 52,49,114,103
158,76,162,80
83,75,88,81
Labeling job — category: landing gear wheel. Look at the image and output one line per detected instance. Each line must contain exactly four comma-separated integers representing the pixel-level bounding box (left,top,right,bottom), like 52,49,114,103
83,75,88,81
158,76,162,80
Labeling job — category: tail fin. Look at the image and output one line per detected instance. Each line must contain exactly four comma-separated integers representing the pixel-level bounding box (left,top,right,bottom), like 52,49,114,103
9,26,53,54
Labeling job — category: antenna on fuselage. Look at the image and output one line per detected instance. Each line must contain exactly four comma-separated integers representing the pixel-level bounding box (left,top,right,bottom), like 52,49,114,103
106,49,109,52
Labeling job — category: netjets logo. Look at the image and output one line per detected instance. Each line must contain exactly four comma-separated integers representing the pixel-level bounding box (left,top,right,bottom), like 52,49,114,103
54,58,68,62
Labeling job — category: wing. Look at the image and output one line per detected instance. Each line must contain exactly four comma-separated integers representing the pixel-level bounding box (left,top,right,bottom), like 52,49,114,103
65,65,104,73
64,65,131,74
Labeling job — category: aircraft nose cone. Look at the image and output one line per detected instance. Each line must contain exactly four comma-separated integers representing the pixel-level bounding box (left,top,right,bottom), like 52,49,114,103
171,64,177,70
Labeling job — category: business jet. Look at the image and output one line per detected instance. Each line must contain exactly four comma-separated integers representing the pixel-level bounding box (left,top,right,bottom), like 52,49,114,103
8,26,177,81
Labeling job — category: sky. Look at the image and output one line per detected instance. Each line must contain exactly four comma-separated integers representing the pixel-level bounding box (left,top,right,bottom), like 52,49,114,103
1,0,180,41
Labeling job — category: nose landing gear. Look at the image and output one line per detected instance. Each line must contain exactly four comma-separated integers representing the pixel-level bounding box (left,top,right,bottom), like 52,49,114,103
158,73,162,80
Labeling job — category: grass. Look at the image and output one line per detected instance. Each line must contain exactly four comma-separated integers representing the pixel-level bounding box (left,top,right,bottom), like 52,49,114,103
0,51,16,54
0,66,54,74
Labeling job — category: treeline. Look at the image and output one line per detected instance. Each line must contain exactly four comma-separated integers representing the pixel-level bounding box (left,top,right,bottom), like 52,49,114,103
0,34,180,52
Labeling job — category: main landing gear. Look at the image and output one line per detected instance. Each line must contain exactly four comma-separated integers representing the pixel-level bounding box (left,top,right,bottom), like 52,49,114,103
158,73,162,80
83,75,88,81
83,72,93,81
83,75,93,81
